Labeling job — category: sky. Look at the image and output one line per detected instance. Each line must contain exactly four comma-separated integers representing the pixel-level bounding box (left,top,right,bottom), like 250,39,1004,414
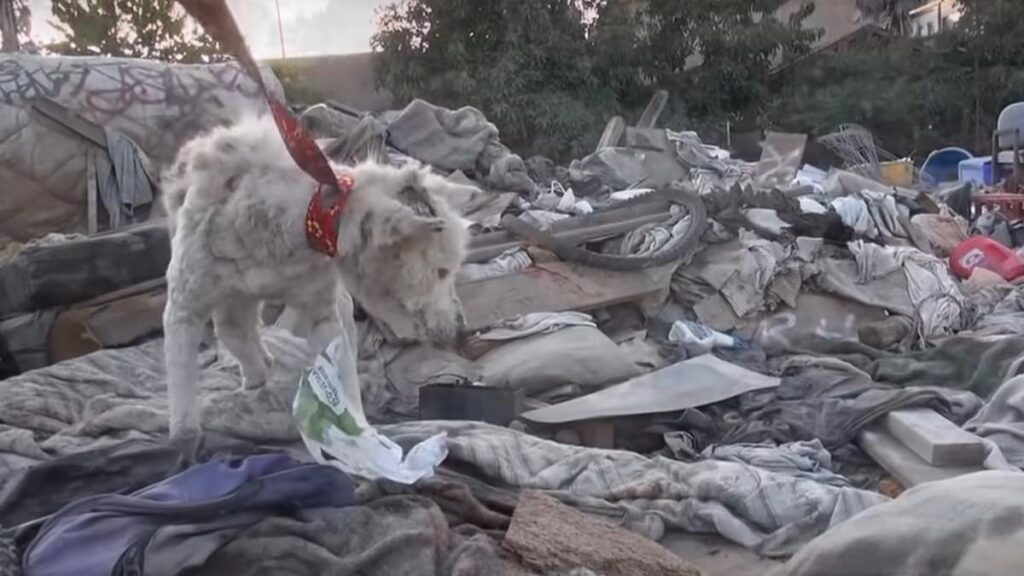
24,0,391,59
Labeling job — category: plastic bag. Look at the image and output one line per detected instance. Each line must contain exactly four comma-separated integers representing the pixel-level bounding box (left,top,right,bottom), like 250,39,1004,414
293,335,447,483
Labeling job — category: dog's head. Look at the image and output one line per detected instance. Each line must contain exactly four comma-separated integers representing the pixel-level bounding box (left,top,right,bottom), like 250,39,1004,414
334,163,470,346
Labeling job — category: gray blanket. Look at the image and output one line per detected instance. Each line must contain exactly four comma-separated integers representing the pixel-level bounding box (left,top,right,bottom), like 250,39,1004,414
192,496,501,576
774,471,1024,576
381,421,888,557
966,375,1024,468
0,339,302,471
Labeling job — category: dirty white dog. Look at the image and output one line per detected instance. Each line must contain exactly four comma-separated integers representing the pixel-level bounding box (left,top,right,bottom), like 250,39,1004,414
161,117,468,446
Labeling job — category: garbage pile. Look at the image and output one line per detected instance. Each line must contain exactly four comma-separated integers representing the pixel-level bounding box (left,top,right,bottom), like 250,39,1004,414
5,85,1024,576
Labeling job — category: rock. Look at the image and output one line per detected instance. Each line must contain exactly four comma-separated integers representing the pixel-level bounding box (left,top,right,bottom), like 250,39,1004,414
503,491,702,576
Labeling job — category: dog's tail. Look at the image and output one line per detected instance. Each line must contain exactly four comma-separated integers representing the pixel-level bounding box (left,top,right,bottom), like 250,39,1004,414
161,150,192,234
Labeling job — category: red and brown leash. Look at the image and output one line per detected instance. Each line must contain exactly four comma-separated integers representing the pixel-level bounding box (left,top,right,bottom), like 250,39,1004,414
176,0,351,257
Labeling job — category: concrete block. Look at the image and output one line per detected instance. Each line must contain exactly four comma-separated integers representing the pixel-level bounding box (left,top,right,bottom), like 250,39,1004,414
883,408,986,466
857,425,985,488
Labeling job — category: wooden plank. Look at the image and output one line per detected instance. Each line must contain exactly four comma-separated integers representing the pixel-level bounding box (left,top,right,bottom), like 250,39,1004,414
0,221,170,316
882,408,986,466
595,116,625,151
458,261,675,333
857,425,984,488
636,89,669,129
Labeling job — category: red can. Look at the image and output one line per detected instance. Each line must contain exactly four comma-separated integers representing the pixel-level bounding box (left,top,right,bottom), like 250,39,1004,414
949,236,1024,281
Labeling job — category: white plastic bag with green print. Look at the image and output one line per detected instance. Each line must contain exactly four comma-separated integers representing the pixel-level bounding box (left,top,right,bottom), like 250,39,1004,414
293,334,447,483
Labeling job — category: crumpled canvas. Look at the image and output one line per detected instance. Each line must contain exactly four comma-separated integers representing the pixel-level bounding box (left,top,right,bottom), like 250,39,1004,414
386,99,500,172
381,420,889,557
849,240,965,340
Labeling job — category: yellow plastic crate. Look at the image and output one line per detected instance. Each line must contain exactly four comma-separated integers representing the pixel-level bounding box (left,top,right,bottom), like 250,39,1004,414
880,160,914,186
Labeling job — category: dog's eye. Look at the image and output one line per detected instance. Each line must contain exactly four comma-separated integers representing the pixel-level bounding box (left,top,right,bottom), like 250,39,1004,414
437,268,450,279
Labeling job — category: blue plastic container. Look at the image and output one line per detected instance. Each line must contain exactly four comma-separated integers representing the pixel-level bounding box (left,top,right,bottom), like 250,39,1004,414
959,156,995,186
921,147,973,186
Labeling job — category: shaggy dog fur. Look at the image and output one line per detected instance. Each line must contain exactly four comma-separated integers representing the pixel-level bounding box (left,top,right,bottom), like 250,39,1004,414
162,117,468,441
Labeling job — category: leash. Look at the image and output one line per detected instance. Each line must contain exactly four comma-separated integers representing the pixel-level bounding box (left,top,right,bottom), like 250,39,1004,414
176,0,351,257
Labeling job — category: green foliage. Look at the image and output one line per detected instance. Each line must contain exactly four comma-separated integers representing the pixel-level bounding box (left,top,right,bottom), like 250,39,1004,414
49,0,225,63
772,0,1024,160
633,0,819,121
372,0,818,162
373,0,614,161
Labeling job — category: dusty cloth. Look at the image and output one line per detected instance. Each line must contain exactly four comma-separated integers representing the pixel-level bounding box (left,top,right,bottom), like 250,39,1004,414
381,421,889,557
503,491,701,576
475,312,596,341
702,440,852,488
476,326,641,395
458,249,533,282
619,211,693,258
810,257,915,318
773,471,1024,576
866,335,1024,399
721,362,983,450
192,496,501,576
24,454,355,576
848,240,965,340
95,127,156,229
911,212,968,257
386,99,500,172
966,375,1024,468
0,438,259,528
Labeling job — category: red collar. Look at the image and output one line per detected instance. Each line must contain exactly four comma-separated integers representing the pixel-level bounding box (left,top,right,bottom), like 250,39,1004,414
305,174,354,258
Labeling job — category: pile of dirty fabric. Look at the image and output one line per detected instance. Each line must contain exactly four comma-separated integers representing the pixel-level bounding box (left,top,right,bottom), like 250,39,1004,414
5,95,1024,575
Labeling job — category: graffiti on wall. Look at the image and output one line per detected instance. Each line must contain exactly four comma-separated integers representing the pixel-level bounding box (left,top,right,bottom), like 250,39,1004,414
0,55,273,162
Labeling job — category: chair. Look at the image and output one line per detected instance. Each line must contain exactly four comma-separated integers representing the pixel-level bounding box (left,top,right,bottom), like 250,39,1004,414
992,102,1024,185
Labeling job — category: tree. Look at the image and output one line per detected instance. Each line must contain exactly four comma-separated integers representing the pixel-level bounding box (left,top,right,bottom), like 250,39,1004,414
373,0,616,161
632,0,820,130
0,0,31,52
373,0,819,160
49,0,226,63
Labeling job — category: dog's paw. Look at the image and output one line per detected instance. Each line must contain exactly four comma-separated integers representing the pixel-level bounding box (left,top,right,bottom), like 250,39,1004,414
168,428,206,470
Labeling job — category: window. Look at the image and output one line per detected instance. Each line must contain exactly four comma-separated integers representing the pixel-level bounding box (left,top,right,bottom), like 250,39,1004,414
927,22,934,36
916,24,923,37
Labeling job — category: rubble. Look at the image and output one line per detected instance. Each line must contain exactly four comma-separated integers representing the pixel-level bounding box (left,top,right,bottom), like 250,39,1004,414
6,38,1024,576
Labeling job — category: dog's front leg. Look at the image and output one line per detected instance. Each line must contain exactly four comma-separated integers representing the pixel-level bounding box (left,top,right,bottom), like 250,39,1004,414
164,301,207,462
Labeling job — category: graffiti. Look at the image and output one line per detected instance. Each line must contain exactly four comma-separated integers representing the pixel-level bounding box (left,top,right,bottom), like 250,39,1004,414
757,311,860,350
0,55,272,162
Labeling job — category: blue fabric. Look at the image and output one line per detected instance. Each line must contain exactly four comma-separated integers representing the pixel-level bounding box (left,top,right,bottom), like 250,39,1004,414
24,453,354,576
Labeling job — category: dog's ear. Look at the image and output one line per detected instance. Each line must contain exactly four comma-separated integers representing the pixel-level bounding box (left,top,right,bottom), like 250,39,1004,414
372,206,446,247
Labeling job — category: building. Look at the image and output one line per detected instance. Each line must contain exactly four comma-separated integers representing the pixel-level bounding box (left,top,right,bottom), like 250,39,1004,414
909,0,963,37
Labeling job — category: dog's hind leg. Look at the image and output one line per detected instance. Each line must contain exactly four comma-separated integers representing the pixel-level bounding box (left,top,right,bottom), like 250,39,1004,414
213,295,271,390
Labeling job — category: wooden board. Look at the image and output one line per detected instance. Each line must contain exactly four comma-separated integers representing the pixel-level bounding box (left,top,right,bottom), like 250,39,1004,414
0,221,170,317
882,408,986,466
458,261,675,333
